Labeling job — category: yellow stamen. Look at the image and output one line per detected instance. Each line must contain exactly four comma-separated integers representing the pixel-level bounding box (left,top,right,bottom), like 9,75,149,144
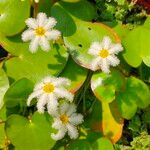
99,49,109,58
43,83,55,93
35,27,45,36
60,114,69,124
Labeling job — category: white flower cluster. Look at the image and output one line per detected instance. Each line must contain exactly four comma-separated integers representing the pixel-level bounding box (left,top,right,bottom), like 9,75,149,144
27,76,83,140
88,36,123,73
22,12,61,53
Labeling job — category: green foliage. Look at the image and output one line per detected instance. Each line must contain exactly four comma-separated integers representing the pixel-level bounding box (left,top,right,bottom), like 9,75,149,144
0,35,68,83
0,69,9,109
0,0,150,149
5,112,56,150
4,78,34,108
0,0,30,36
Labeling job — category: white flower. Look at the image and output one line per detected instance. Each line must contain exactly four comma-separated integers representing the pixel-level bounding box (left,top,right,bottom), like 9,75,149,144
51,102,84,140
27,76,74,114
22,12,61,53
88,36,123,73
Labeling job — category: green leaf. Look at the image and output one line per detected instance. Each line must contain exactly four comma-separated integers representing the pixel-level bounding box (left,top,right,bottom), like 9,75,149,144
91,70,125,103
123,26,150,67
0,69,9,109
64,19,121,69
0,35,68,83
66,140,91,150
51,3,76,36
117,76,150,119
60,57,87,93
51,0,97,36
92,137,114,150
0,0,30,36
5,112,56,150
85,100,123,143
4,78,34,108
0,123,5,149
39,0,53,16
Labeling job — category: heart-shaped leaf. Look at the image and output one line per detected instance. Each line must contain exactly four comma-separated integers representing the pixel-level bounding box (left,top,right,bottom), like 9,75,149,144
4,78,34,108
91,70,125,103
0,69,9,109
60,57,87,93
5,112,56,150
64,20,121,69
0,35,68,83
123,26,150,67
0,0,30,36
116,76,150,119
85,100,124,143
51,0,97,36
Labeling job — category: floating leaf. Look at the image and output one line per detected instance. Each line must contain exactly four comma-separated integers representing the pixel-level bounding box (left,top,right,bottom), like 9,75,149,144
39,0,53,16
123,26,150,67
85,100,123,143
0,35,68,83
91,70,125,103
64,20,121,70
117,76,150,119
92,137,114,150
60,57,87,93
51,0,97,36
0,69,9,109
0,0,30,36
5,112,56,150
4,78,33,108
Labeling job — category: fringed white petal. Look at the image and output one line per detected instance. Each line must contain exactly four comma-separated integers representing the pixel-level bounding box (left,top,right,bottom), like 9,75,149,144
44,17,57,29
109,43,123,54
47,94,58,115
100,59,110,73
60,102,70,114
53,77,71,87
90,57,100,71
42,76,55,83
45,30,61,40
40,37,50,52
88,42,101,56
66,104,76,116
66,124,78,139
51,128,66,140
102,36,111,49
29,37,40,53
34,82,44,91
70,113,84,125
54,88,74,102
27,90,43,106
37,12,47,26
36,94,47,113
107,55,120,67
52,119,63,129
21,30,35,42
25,18,37,29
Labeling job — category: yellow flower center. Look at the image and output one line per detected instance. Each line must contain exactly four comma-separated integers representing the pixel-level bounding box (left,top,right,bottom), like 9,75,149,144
99,49,109,58
35,27,45,36
60,114,69,124
43,83,55,93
